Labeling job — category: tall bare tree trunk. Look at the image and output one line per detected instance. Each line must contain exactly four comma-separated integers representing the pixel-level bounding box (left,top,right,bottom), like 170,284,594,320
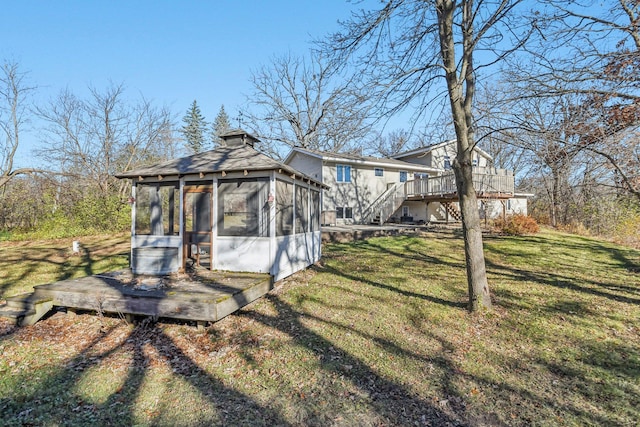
454,157,491,310
437,0,491,311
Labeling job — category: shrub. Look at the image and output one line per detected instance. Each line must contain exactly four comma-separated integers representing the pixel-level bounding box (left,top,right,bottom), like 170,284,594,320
494,214,540,235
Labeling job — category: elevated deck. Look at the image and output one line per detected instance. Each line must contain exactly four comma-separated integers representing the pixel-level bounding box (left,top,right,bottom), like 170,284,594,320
365,170,515,225
1,269,272,325
406,171,514,201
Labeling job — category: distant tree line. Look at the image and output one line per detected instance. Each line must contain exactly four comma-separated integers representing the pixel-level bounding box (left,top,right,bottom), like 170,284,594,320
0,0,638,263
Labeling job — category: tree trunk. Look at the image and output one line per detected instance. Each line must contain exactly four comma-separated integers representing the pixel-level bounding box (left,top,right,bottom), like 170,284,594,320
454,159,492,310
437,0,492,311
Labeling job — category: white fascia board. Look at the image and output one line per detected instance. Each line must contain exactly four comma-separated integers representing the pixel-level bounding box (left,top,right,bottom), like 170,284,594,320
473,146,493,161
322,157,439,173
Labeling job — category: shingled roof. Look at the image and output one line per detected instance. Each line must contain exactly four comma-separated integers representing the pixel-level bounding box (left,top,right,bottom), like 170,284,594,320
115,136,326,188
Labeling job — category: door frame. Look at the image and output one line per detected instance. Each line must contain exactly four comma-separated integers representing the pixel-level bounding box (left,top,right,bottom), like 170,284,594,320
182,183,213,269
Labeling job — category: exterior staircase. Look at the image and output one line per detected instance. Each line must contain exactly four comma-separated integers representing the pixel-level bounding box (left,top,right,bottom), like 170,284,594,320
364,183,407,225
0,293,53,326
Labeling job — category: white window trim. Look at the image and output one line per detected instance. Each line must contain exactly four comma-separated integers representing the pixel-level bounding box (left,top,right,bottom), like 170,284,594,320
336,164,351,183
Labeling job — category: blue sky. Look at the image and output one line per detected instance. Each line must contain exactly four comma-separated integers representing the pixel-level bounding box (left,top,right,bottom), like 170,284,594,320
2,1,362,166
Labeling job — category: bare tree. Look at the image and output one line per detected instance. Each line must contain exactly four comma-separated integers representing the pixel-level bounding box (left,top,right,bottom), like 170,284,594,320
245,52,374,157
0,60,39,190
374,129,416,157
510,0,640,199
38,83,176,198
325,0,532,311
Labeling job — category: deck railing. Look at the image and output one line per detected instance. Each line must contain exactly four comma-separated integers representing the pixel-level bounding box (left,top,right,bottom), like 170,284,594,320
406,169,515,198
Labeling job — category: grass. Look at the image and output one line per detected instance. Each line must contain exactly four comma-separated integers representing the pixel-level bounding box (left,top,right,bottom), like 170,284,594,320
0,233,130,298
0,228,639,426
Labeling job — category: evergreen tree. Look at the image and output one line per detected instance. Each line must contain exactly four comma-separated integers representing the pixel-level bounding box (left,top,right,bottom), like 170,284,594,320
211,105,231,147
181,100,207,153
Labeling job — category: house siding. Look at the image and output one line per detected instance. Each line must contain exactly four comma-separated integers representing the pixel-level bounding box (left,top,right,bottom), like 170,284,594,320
287,152,323,182
323,162,394,224
396,141,491,170
285,145,526,227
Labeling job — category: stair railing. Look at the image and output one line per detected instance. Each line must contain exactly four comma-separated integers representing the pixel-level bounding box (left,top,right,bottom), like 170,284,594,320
363,182,407,225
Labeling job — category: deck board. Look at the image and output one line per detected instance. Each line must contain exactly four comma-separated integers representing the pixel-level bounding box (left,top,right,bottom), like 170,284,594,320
32,270,272,322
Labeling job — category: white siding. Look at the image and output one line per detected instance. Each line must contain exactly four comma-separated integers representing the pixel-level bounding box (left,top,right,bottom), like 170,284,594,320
397,142,492,170
287,152,323,182
323,161,407,224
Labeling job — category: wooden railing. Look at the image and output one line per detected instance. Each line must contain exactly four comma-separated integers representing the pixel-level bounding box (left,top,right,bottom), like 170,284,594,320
406,170,514,198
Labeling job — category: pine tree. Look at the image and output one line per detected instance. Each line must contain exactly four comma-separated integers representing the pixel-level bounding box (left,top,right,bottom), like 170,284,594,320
211,105,231,147
181,100,207,153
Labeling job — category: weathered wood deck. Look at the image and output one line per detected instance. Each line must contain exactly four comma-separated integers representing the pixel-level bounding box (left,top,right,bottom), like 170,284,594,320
14,269,272,324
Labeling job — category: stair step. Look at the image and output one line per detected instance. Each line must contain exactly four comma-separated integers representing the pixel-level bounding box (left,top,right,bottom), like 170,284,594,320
0,307,37,325
5,293,52,309
0,293,54,326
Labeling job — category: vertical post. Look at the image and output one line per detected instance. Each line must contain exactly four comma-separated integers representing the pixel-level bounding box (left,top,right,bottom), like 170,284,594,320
131,182,137,237
130,182,137,272
212,174,219,270
178,177,185,271
168,186,175,235
425,201,429,225
269,171,277,276
445,202,450,224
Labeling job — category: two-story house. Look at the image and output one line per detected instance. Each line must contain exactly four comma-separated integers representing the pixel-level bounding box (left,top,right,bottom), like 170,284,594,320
285,141,528,226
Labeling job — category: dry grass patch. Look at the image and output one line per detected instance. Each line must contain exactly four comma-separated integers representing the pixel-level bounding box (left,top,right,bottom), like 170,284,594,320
0,228,638,426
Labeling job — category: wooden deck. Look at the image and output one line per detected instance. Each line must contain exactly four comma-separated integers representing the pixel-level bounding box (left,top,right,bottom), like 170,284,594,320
3,269,272,325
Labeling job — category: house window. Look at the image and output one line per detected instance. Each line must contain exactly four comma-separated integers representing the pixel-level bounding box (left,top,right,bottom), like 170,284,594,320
399,171,408,182
473,158,478,166
374,168,384,177
402,206,409,217
336,164,351,182
218,178,270,237
444,156,451,169
336,206,353,219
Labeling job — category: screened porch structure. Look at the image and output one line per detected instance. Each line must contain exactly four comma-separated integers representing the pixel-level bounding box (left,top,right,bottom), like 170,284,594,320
116,130,327,282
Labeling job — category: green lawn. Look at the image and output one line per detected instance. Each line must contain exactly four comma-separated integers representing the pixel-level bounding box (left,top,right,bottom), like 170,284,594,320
0,229,638,426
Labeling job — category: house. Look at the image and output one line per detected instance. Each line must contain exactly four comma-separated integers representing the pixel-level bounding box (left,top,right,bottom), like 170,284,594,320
285,147,440,225
285,141,524,225
116,130,327,281
391,139,492,170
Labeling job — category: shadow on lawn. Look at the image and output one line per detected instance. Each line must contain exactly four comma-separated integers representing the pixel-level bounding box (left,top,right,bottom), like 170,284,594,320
2,300,463,426
239,294,465,426
486,259,640,306
321,237,469,309
0,240,128,298
2,320,292,426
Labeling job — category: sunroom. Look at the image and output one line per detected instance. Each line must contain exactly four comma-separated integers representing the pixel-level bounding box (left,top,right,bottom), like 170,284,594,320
115,130,326,281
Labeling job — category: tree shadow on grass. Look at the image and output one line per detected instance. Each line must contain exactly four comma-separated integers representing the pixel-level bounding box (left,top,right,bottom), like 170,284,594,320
486,259,640,306
0,241,128,299
239,293,465,426
1,318,292,427
320,263,468,309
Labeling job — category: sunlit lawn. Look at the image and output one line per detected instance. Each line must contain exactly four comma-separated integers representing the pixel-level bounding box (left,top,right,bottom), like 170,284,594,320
0,228,638,426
